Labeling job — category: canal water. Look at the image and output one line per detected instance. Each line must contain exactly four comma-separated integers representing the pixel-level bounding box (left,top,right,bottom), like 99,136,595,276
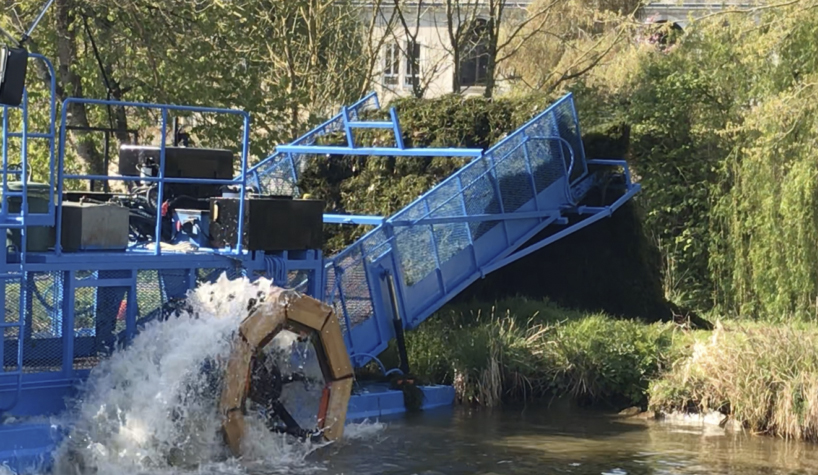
306,402,818,475
43,276,818,474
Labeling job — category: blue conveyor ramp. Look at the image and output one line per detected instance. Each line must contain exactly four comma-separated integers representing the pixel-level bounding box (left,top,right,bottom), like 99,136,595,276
249,92,641,370
0,47,641,471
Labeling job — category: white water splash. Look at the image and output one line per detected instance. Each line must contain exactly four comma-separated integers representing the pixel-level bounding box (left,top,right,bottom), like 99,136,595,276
341,420,387,441
45,273,384,475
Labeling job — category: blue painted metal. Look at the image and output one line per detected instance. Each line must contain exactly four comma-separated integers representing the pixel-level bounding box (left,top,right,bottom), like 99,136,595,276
295,92,641,368
346,384,455,421
323,214,385,225
275,145,483,157
0,48,638,471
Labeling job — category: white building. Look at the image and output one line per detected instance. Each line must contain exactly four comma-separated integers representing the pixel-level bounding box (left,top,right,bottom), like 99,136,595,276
356,2,533,101
639,0,762,29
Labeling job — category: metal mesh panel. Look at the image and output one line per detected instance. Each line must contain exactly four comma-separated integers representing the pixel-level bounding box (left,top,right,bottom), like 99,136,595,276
425,180,472,263
323,264,338,303
254,154,299,196
528,138,567,197
333,246,374,329
136,270,164,321
393,202,437,287
459,160,501,241
287,270,310,292
362,228,391,263
255,95,378,200
3,279,22,372
23,272,63,372
196,267,223,285
74,286,128,370
555,100,586,183
489,133,524,166
495,146,535,213
2,273,65,373
322,94,587,357
252,94,380,199
3,280,21,341
322,264,350,335
159,269,190,300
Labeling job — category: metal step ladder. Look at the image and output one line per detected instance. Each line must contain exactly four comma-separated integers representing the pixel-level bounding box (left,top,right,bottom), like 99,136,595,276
0,90,33,412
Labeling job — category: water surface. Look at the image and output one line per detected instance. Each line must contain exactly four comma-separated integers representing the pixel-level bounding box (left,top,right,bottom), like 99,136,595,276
308,402,818,475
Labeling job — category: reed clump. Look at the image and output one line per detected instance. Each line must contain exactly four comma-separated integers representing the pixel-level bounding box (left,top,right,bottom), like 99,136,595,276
648,321,818,441
404,297,686,408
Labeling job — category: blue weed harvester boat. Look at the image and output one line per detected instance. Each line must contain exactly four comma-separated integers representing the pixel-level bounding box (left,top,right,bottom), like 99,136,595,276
0,5,640,472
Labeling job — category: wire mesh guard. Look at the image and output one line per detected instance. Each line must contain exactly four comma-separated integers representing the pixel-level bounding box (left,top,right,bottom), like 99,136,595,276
321,94,587,343
251,94,379,198
0,266,243,376
3,272,63,373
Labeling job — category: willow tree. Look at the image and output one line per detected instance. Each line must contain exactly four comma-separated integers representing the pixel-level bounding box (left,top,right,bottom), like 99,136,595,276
502,0,640,94
707,4,818,320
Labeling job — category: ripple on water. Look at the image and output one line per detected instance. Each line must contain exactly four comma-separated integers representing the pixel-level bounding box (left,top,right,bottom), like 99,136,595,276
29,276,818,475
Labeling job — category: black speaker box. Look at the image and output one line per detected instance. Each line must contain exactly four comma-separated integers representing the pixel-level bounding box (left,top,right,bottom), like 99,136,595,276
118,145,234,199
0,46,28,107
209,197,324,251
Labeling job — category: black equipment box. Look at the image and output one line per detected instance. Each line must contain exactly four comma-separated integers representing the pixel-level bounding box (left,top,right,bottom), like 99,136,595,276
209,197,324,251
0,46,28,107
118,145,234,199
61,202,130,251
63,191,118,203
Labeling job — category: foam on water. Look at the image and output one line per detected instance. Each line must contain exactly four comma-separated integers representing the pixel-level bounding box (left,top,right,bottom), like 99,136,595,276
46,273,384,475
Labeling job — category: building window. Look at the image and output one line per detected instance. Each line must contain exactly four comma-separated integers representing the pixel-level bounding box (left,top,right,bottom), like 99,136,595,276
404,40,421,88
383,42,400,85
459,18,489,87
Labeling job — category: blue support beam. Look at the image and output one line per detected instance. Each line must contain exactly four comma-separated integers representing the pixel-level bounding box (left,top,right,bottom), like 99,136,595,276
275,145,483,157
478,183,641,276
347,121,394,129
388,210,560,226
323,214,385,225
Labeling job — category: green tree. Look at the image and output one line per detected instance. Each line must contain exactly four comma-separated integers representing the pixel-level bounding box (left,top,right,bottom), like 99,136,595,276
2,0,379,185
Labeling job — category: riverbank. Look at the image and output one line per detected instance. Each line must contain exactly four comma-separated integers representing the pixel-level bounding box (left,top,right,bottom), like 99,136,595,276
389,297,818,443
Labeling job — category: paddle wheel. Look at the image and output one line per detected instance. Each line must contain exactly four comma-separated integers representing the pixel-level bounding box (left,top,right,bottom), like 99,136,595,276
218,286,353,455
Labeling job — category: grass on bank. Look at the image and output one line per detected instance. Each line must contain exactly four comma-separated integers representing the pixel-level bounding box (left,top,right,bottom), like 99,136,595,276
373,297,818,443
649,321,818,442
376,297,693,408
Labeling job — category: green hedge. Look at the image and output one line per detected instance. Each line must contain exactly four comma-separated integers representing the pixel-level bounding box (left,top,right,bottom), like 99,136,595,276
301,88,676,322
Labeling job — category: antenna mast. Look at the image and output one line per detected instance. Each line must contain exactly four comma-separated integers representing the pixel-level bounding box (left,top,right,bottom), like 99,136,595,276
0,0,55,47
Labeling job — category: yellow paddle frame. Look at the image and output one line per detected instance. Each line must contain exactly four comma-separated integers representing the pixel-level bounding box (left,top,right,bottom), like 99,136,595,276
218,287,353,455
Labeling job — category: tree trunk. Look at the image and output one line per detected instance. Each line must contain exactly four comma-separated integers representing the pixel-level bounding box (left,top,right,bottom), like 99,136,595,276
283,33,300,139
484,38,498,98
484,5,502,99
446,1,461,94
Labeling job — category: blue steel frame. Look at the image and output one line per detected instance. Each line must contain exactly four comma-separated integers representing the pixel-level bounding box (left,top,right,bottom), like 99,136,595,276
0,56,641,418
55,98,251,255
302,93,642,372
0,54,327,417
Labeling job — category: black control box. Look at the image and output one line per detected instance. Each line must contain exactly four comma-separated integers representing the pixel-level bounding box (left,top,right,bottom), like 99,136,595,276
209,197,324,251
118,145,234,199
0,46,28,107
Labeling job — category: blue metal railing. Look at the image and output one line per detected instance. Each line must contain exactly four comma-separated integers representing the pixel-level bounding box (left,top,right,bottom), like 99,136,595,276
306,92,640,367
0,77,640,413
54,98,252,255
0,53,61,411
247,92,381,198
